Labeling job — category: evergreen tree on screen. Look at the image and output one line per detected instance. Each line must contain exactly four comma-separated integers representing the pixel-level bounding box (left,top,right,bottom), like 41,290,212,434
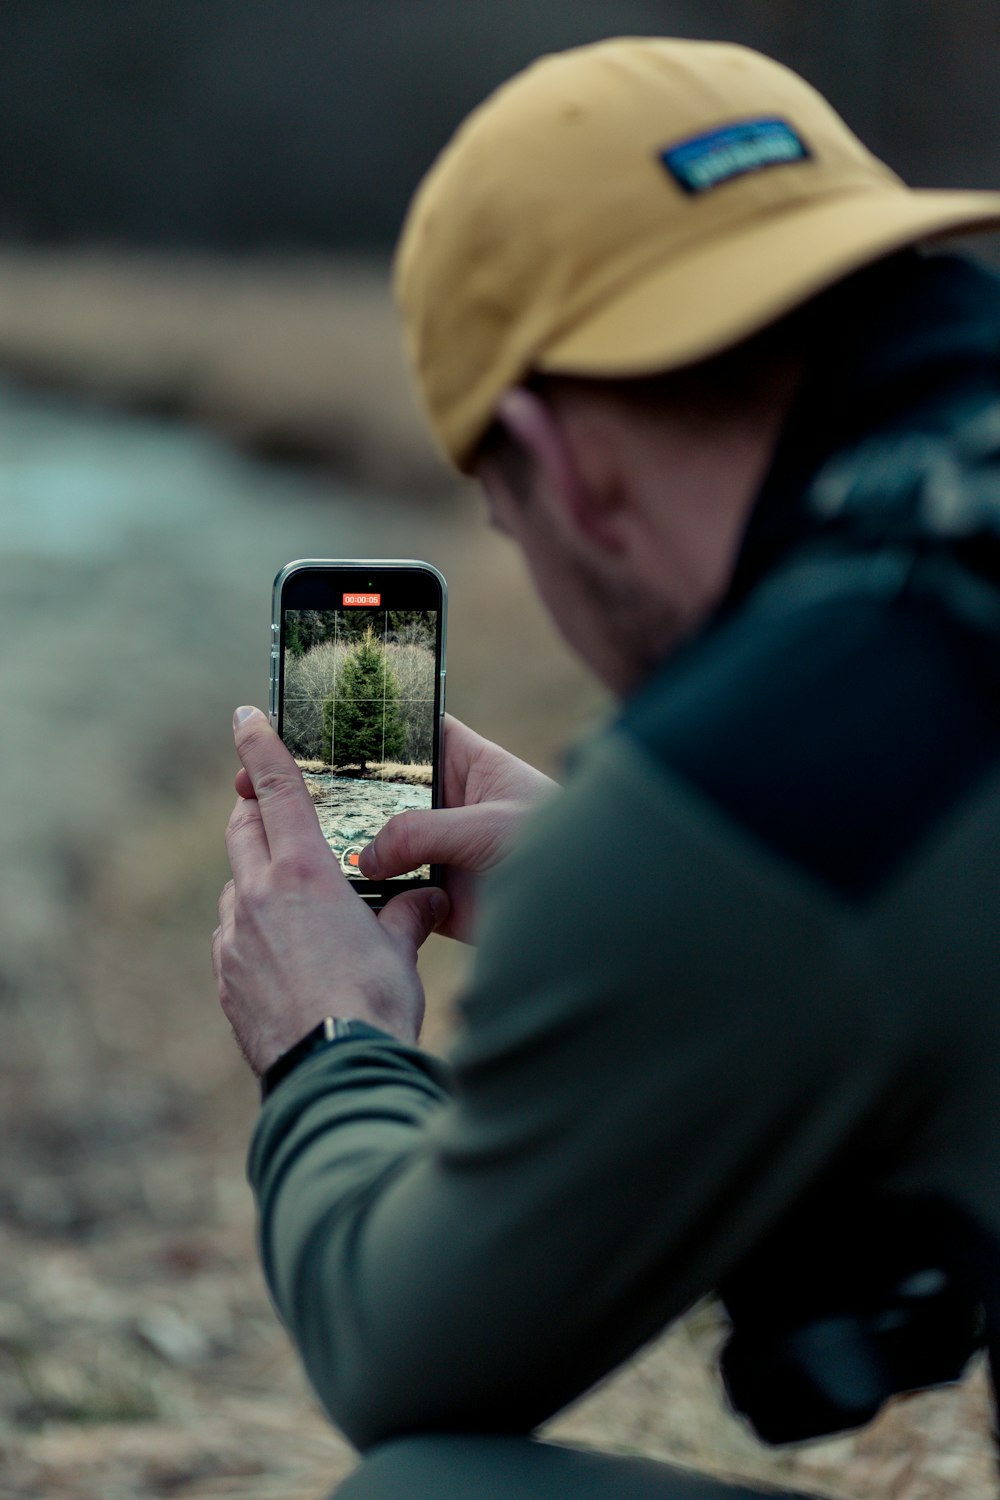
285,608,335,655
284,613,306,658
323,627,406,772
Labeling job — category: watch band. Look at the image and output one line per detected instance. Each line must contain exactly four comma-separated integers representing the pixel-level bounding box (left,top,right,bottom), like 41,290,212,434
260,1017,392,1102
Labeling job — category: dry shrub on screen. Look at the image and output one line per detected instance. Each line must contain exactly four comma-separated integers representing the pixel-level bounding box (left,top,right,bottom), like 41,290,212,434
385,642,434,765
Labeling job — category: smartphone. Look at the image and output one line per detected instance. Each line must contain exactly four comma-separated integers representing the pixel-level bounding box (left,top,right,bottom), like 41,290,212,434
271,559,447,906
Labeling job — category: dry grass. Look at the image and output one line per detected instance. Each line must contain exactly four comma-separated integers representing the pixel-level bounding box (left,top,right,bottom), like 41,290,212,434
1,248,996,1499
297,760,432,785
365,760,433,785
0,247,449,493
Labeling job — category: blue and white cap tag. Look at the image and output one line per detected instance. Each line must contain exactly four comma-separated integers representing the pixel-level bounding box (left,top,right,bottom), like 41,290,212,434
661,118,811,196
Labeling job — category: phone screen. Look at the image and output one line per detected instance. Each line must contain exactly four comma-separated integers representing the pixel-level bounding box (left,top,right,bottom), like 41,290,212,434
272,561,446,903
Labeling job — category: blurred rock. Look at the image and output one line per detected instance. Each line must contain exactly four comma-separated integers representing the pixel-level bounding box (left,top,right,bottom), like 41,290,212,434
135,1307,210,1367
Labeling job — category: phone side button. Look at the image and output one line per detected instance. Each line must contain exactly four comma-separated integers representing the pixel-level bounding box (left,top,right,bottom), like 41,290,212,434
439,669,446,714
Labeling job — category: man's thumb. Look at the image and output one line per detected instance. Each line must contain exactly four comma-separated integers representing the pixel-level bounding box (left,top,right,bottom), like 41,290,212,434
377,887,450,954
361,804,512,879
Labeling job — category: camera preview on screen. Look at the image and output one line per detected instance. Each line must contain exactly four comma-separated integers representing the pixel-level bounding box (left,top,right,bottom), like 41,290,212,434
282,603,438,880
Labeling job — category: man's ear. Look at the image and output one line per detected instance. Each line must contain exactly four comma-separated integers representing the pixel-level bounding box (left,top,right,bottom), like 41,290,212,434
493,387,624,550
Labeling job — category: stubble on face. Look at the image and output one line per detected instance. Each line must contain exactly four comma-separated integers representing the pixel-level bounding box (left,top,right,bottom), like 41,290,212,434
483,473,688,699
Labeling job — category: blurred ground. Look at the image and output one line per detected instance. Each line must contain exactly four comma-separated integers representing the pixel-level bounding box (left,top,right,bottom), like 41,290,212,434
0,255,995,1499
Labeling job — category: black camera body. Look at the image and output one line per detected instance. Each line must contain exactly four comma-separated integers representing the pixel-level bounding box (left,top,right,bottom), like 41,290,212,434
718,1194,987,1445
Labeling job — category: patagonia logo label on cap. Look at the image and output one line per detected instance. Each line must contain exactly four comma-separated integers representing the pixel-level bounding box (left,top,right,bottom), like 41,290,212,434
661,118,810,196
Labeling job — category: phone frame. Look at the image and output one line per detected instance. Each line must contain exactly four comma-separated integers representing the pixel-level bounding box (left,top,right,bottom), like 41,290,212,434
271,558,447,907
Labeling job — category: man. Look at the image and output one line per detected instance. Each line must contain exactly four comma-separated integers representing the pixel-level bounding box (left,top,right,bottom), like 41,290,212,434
213,38,1000,1498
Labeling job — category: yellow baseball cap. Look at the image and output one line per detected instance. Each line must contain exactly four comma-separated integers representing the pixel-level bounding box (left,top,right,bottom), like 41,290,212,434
395,36,1000,471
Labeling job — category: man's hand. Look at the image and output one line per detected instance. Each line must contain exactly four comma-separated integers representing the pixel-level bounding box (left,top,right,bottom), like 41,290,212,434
213,707,448,1075
357,715,557,942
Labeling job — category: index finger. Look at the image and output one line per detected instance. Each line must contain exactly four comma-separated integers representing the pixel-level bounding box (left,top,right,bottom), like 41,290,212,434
232,706,327,861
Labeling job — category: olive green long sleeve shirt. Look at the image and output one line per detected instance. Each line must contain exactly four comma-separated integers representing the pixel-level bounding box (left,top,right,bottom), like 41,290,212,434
248,712,1000,1450
248,254,1000,1453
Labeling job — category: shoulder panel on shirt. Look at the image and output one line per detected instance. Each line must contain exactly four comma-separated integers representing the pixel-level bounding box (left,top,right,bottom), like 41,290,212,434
619,590,1000,897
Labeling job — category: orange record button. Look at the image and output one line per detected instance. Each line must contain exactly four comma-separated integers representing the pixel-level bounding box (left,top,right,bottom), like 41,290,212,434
343,592,381,606
348,852,360,867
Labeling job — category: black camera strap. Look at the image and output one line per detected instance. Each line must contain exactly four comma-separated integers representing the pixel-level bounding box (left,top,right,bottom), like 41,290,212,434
719,398,1000,1482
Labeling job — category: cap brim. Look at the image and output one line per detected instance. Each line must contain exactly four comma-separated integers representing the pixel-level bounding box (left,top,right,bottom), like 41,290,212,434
536,188,1000,377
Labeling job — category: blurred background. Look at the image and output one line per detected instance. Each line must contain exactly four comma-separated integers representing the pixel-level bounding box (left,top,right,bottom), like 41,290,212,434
1,4,998,1497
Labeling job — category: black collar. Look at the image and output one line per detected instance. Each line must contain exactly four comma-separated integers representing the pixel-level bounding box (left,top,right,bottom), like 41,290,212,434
726,250,1000,609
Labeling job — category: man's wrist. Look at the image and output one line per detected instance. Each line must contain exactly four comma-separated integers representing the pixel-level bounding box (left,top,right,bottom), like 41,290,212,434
260,1017,396,1102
